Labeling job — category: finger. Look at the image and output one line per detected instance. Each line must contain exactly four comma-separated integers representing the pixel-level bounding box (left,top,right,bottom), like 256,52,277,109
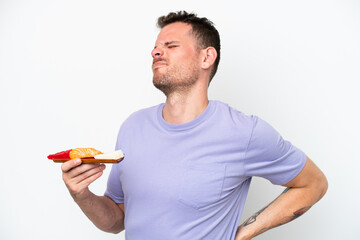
63,163,102,185
69,164,105,194
61,158,82,173
71,164,106,185
64,164,105,196
78,168,103,189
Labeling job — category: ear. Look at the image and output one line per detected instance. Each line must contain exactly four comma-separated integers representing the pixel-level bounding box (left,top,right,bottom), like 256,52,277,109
200,47,217,70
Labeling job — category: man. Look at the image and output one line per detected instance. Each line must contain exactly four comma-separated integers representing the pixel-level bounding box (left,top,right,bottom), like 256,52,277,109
61,11,328,240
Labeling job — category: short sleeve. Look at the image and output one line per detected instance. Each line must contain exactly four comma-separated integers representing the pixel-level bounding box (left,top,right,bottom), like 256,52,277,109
104,124,126,203
104,164,124,203
244,116,307,185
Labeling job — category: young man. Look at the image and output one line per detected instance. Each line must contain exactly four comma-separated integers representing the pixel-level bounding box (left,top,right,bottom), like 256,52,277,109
61,11,328,240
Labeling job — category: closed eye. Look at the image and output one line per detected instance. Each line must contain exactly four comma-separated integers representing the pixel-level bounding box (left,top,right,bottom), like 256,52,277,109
165,41,181,48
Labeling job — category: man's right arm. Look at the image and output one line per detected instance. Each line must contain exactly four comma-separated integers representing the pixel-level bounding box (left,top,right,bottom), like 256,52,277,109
61,159,125,233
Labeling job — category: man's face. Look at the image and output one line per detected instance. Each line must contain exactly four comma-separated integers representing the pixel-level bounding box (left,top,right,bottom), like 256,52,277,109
151,22,201,96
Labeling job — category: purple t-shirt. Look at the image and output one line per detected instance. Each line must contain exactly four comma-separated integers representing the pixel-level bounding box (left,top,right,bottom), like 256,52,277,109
105,100,306,240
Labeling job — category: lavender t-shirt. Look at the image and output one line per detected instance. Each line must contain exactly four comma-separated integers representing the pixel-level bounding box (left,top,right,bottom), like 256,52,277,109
105,100,306,240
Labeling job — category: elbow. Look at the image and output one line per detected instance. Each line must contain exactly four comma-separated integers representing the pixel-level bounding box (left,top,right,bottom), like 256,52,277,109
103,216,125,234
108,227,125,234
102,223,125,234
95,213,125,234
319,174,328,199
315,170,328,202
308,158,328,202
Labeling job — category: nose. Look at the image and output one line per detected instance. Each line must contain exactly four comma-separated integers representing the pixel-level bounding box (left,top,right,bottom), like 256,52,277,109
151,46,164,59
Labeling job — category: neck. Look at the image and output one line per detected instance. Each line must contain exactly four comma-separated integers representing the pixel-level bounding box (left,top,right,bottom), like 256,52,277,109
162,82,209,124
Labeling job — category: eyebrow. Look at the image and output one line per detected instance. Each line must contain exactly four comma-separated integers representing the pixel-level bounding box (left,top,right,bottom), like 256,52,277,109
164,41,181,45
154,41,181,48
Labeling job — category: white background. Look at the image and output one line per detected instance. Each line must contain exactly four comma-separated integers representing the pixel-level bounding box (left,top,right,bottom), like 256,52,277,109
0,0,359,239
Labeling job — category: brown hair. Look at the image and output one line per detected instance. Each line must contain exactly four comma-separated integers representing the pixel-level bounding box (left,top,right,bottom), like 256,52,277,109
157,11,221,83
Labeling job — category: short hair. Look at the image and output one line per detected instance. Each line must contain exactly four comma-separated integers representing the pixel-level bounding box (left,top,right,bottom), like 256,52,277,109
157,11,221,83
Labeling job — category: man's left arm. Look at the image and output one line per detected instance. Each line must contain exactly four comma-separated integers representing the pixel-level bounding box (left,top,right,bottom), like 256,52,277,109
235,156,328,240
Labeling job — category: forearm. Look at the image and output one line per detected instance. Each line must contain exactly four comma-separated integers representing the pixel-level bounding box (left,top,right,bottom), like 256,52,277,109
236,157,327,239
61,160,125,233
74,190,125,234
236,185,325,240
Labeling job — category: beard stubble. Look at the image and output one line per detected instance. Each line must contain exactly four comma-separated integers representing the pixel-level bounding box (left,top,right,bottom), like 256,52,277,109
152,60,200,96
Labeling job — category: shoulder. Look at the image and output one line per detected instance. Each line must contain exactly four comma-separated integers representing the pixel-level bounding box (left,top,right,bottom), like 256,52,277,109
115,104,162,147
212,101,283,145
212,100,256,129
121,104,161,127
115,103,162,140
215,101,275,133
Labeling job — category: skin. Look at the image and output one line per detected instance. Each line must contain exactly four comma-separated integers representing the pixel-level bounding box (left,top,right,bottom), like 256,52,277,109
151,22,217,124
235,157,327,239
61,21,328,238
61,159,125,233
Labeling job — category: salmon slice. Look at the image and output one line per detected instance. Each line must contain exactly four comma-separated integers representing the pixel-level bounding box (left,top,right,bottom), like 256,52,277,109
69,148,103,159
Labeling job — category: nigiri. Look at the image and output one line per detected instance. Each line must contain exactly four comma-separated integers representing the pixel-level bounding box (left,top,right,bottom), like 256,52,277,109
47,148,102,160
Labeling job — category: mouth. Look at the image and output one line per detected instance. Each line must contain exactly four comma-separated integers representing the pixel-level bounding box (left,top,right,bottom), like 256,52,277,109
152,60,167,69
